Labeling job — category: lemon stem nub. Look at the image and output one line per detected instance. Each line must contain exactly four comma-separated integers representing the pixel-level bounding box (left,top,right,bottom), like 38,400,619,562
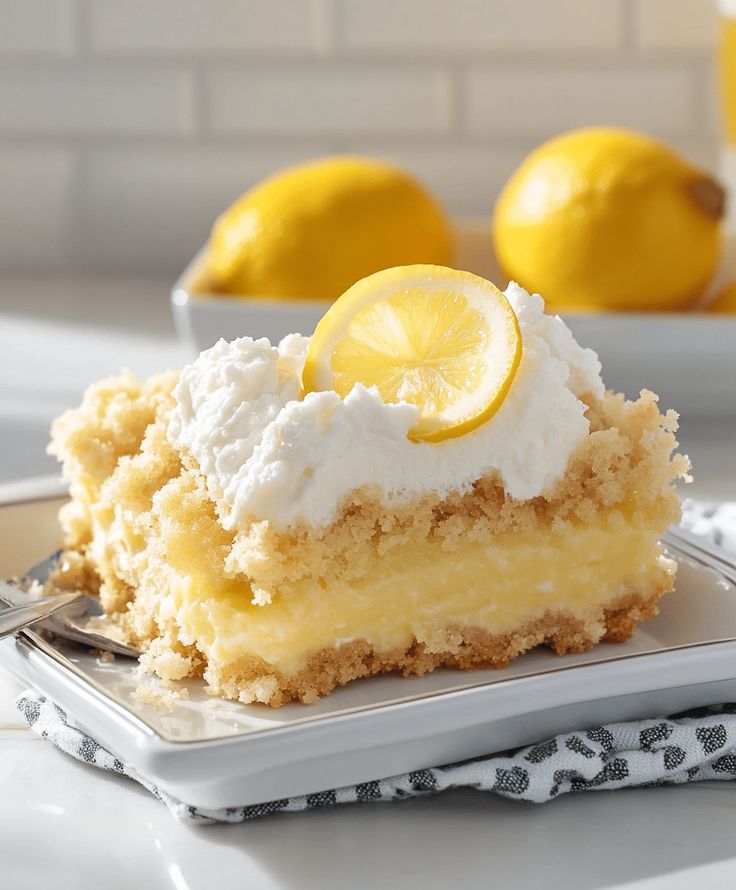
689,175,727,221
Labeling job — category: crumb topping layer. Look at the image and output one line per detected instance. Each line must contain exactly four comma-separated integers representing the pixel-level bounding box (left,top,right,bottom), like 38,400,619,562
169,283,605,530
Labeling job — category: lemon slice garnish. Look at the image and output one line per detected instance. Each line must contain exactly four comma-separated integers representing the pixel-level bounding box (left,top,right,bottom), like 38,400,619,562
302,265,522,442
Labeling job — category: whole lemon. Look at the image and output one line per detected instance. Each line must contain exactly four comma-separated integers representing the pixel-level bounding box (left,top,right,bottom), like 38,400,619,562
204,156,452,301
707,282,736,313
493,128,725,311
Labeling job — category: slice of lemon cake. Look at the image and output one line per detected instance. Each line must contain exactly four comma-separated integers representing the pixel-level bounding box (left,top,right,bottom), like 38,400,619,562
49,266,689,706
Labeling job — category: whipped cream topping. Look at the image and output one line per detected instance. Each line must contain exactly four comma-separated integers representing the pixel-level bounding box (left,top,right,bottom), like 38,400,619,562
169,284,604,530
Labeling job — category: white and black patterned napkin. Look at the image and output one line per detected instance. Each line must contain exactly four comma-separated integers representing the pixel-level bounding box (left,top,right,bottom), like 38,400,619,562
15,499,736,825
682,500,736,553
15,691,736,824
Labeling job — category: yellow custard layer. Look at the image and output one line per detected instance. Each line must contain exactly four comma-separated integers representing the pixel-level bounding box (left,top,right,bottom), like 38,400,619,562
157,512,667,675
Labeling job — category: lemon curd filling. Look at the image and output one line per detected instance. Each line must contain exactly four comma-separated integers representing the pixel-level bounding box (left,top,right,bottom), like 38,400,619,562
166,516,668,677
48,272,689,707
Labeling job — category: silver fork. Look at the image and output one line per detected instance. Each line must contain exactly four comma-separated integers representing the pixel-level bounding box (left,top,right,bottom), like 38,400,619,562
0,571,139,658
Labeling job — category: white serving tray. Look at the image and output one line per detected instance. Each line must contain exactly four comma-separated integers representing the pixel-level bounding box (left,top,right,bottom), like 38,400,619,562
2,488,736,809
170,226,736,420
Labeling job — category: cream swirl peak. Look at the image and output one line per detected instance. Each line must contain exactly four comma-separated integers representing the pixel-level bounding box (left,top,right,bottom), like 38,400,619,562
168,283,604,530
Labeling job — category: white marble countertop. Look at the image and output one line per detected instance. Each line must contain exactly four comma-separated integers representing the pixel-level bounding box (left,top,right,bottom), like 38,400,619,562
2,275,736,890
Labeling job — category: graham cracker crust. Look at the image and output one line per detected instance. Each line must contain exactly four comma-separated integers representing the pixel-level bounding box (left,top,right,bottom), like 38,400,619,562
205,585,669,708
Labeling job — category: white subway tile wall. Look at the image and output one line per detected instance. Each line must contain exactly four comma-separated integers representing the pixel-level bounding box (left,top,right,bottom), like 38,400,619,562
0,0,76,57
340,0,626,53
88,0,329,54
0,67,196,135
0,146,74,270
205,65,453,135
0,0,721,274
635,0,717,52
465,66,698,136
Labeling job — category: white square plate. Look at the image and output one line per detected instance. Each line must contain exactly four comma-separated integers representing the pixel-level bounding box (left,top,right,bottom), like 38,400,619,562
2,488,736,809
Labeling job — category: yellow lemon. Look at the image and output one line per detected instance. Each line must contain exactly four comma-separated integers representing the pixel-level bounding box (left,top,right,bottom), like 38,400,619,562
493,128,725,312
707,281,736,313
204,156,452,301
302,265,522,442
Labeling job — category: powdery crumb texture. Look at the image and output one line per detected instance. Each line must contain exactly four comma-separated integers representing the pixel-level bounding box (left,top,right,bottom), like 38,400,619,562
133,683,190,715
48,365,690,707
139,635,201,682
49,370,178,552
